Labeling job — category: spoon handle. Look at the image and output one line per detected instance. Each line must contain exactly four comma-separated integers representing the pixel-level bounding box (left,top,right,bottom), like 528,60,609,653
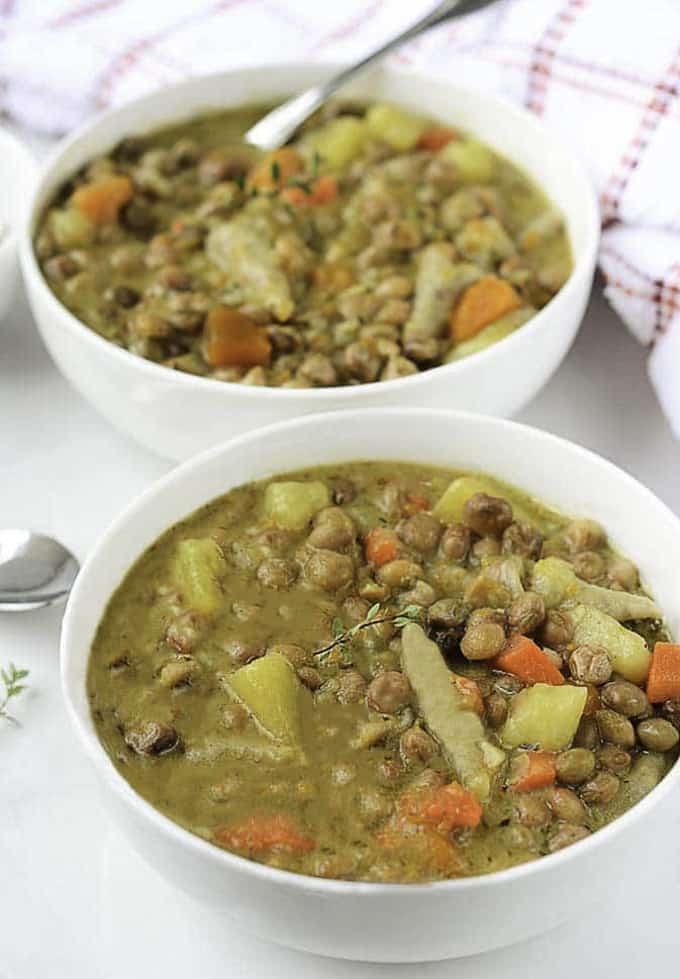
245,0,499,150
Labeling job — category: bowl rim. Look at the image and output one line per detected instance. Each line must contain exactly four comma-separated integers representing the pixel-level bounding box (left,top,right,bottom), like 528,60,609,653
61,407,680,897
21,62,600,402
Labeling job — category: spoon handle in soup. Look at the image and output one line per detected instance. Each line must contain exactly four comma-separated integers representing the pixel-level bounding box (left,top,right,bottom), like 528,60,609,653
244,0,500,150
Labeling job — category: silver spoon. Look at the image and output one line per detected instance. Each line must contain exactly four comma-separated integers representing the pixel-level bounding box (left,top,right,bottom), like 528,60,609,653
245,0,499,151
0,530,79,612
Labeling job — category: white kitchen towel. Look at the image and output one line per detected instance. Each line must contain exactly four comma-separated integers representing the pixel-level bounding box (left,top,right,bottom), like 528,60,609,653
2,0,679,433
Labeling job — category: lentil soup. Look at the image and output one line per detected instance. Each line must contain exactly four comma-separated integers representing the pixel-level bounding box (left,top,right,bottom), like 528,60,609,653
37,101,572,388
88,463,678,883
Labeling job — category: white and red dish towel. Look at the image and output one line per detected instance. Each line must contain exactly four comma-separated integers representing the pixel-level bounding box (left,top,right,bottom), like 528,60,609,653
2,0,679,434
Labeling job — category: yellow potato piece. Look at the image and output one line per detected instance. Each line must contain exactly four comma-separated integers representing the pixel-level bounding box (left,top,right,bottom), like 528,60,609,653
225,652,306,748
501,684,587,751
570,605,652,684
264,480,331,530
365,103,426,152
440,138,496,183
172,538,226,615
306,116,367,169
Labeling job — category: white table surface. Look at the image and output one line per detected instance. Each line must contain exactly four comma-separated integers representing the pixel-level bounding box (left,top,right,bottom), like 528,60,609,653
2,212,680,974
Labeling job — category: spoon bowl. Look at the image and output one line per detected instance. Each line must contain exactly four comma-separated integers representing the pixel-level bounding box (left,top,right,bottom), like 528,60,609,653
0,530,79,611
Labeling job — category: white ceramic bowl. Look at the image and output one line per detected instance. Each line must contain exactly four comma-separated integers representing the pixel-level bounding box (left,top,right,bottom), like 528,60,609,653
21,64,599,461
0,127,38,322
62,408,680,963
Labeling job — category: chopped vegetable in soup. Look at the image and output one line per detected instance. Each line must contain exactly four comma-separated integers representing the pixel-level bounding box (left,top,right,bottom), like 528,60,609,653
37,101,572,387
88,464,677,883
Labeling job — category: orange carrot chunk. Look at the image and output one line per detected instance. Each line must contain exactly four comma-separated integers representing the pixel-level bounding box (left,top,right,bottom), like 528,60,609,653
647,642,680,703
248,147,303,191
279,185,310,207
215,813,315,854
494,634,565,686
417,126,458,152
365,527,399,566
71,175,133,224
281,175,340,208
398,782,483,832
451,673,484,715
449,275,522,343
376,825,464,876
203,306,271,368
404,493,430,514
309,174,339,205
508,750,557,792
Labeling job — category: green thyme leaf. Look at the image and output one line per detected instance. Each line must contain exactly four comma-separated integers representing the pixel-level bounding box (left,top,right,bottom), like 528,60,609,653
332,616,345,638
0,663,30,724
314,603,422,660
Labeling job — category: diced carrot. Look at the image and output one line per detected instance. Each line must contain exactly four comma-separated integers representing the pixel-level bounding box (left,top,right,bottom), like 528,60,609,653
313,261,354,292
203,306,271,368
646,642,680,703
71,175,133,224
493,634,565,686
404,493,430,514
376,824,463,876
281,175,340,208
279,185,310,207
507,750,556,792
248,147,303,191
215,813,315,854
365,527,399,566
309,174,339,205
449,275,522,342
451,673,484,715
398,782,483,832
417,126,458,152
421,783,483,831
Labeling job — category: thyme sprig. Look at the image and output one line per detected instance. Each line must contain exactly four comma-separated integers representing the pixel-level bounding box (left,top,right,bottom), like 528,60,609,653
314,603,422,662
0,663,30,724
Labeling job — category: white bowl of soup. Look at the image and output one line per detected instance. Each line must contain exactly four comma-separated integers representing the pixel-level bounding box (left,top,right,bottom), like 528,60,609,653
21,64,599,460
61,408,680,962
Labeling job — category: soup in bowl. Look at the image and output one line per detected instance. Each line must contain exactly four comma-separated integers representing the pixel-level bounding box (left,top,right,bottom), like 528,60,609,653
21,65,598,459
62,409,680,961
36,100,572,386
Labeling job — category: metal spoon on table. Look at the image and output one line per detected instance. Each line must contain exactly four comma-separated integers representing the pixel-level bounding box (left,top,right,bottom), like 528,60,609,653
244,0,499,151
0,530,79,612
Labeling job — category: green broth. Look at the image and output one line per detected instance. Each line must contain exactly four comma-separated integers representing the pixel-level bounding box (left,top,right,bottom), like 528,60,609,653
88,462,676,883
37,101,572,390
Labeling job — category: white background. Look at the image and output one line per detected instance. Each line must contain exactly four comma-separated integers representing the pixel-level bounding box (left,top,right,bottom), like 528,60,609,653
2,219,679,972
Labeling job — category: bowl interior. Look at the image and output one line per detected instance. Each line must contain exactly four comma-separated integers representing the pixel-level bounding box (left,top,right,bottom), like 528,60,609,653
29,63,596,272
63,408,680,766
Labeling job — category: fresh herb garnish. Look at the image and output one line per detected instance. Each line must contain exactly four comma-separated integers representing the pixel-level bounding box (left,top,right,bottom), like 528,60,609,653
315,604,422,661
235,172,246,191
270,160,281,182
311,150,322,177
288,176,313,194
0,663,30,724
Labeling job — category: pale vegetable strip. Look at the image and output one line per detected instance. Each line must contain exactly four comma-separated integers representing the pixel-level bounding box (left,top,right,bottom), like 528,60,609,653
532,557,661,621
401,624,502,801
